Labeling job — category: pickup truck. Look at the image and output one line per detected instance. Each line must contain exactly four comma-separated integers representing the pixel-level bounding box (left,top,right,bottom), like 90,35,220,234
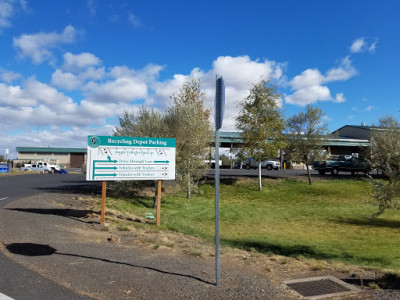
312,155,371,175
244,159,281,170
21,162,60,173
37,162,60,172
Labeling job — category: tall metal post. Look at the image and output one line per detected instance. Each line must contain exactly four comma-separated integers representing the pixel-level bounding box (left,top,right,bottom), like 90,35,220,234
214,75,224,287
215,129,221,286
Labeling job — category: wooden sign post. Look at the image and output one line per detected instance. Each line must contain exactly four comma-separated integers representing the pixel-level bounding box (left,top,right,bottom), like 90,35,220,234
156,180,162,227
101,181,106,225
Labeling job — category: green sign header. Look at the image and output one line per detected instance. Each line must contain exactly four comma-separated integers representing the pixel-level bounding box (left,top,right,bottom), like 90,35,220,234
88,136,176,148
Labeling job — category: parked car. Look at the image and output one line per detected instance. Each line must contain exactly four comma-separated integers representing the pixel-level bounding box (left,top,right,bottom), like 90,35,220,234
20,162,61,173
20,163,50,173
312,155,371,175
243,159,281,170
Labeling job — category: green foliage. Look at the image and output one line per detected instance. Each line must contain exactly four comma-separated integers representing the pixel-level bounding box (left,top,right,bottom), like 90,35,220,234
105,178,400,270
368,115,400,217
235,79,286,189
285,105,329,184
165,78,212,198
114,106,166,138
113,79,211,199
219,154,230,166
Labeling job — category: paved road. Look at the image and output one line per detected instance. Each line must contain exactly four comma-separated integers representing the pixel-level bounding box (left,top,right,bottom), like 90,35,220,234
0,174,98,300
0,173,292,300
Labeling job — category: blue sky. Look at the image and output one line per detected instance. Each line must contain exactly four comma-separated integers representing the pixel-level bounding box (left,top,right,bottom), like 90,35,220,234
1,0,399,158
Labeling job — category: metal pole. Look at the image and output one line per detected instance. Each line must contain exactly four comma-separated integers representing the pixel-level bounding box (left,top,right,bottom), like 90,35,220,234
215,129,221,286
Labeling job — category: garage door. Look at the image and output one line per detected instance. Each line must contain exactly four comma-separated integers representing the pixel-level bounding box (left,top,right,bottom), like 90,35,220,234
70,153,84,168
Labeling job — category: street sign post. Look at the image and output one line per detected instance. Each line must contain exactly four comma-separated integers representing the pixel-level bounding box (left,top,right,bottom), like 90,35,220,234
87,135,176,226
214,75,225,286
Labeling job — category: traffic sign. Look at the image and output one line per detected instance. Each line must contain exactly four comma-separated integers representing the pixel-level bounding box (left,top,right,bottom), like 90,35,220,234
86,136,176,181
215,75,225,130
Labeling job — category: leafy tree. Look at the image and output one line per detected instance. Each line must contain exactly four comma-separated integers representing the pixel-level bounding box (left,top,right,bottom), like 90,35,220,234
368,116,400,217
113,106,166,207
114,79,211,200
285,105,329,185
219,154,230,167
0,154,5,162
235,79,286,190
114,106,166,138
165,78,212,198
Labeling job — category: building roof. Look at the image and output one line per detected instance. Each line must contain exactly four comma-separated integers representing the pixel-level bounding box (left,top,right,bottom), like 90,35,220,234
15,127,373,154
324,138,370,147
16,147,87,153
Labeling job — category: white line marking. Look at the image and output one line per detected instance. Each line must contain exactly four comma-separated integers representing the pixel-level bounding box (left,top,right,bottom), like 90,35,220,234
0,197,9,201
0,292,14,300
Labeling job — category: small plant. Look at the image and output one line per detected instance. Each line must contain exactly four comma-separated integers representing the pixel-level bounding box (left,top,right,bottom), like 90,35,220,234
117,223,130,231
368,282,380,290
184,248,203,257
153,244,160,249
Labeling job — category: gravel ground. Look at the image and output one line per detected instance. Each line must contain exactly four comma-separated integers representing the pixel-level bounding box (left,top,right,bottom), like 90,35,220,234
0,192,399,300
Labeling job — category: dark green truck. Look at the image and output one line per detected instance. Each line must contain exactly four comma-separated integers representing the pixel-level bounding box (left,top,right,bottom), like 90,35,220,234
312,155,371,175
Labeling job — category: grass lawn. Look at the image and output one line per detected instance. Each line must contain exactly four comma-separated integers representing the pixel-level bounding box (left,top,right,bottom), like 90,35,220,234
105,178,400,272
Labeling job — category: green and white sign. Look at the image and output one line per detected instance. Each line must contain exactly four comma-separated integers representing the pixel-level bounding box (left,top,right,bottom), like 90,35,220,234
86,136,176,181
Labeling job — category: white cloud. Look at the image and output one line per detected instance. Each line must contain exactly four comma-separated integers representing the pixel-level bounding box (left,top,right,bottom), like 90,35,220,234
334,93,345,103
0,0,27,33
51,66,106,90
128,12,142,28
149,56,284,130
285,85,331,106
0,83,34,107
363,105,373,112
0,55,315,150
350,37,378,54
290,69,324,90
0,0,13,29
350,38,365,53
325,56,357,82
0,67,21,83
87,0,96,16
84,77,148,103
368,41,378,53
13,25,79,64
51,69,81,90
62,52,102,72
285,56,357,106
211,56,281,90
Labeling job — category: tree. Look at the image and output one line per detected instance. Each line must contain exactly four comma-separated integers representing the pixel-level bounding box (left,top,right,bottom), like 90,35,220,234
235,79,286,190
285,105,329,185
113,106,167,207
114,106,166,138
368,115,400,217
165,78,212,198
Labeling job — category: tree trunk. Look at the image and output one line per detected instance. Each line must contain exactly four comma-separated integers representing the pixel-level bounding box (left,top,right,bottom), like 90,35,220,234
258,160,262,191
306,164,312,185
187,173,191,199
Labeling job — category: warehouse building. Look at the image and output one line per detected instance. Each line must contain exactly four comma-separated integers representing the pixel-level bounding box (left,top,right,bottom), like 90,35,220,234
15,147,86,168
